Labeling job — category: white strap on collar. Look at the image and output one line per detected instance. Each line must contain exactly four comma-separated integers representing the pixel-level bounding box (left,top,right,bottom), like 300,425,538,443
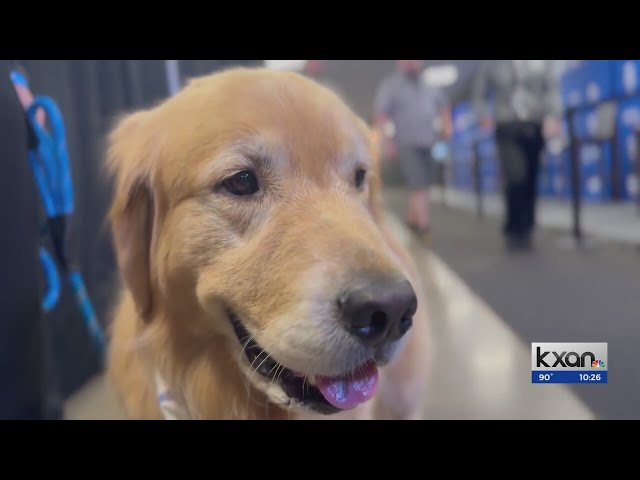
154,372,190,420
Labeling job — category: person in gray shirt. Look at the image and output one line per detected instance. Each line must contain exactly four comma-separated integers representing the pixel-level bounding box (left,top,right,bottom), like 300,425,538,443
473,60,562,250
375,60,452,241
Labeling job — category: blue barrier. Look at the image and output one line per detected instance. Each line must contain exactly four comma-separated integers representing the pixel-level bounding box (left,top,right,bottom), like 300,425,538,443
578,141,613,202
615,97,640,200
582,60,615,106
613,60,640,98
476,137,499,194
561,61,587,110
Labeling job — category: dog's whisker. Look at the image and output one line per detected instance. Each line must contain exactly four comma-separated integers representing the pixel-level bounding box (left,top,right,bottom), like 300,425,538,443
303,368,312,399
264,362,284,411
268,362,282,392
245,349,270,408
267,361,280,378
238,323,268,365
302,373,308,398
357,356,366,381
252,351,273,378
240,331,287,413
243,369,253,414
239,334,270,413
275,363,286,387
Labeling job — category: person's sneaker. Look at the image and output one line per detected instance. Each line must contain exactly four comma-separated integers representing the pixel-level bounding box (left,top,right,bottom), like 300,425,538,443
506,234,532,252
404,220,418,232
413,226,432,247
405,221,432,246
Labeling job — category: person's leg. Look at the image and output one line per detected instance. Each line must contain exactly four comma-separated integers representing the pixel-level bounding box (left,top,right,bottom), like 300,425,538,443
495,126,526,241
398,147,431,231
409,189,430,230
415,148,435,231
0,61,58,419
405,192,419,226
509,150,530,240
521,125,544,237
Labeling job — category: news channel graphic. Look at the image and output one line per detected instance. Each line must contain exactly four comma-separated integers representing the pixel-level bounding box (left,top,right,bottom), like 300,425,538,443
531,343,608,384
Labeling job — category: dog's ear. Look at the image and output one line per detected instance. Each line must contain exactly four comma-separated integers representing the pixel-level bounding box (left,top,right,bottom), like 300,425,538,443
107,110,162,321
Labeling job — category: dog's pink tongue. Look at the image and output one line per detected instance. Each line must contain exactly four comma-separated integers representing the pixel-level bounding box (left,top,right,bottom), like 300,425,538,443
315,362,379,410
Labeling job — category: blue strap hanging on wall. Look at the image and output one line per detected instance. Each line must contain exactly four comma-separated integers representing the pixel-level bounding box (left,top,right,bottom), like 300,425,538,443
13,74,106,360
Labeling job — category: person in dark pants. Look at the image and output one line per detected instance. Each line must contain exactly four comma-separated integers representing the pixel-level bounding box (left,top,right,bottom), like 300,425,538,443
0,60,62,419
494,122,544,246
473,60,562,250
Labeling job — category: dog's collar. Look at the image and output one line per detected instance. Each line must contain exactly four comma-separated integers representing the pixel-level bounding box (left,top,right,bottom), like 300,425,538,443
154,372,190,420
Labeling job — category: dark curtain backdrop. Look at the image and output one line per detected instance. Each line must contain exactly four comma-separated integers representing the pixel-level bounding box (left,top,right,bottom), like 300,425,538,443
17,60,262,398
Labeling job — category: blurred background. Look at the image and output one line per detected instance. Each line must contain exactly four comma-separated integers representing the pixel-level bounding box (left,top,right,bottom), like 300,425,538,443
1,60,638,420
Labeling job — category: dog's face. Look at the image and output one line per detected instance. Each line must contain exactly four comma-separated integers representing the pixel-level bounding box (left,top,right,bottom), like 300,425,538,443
108,69,417,415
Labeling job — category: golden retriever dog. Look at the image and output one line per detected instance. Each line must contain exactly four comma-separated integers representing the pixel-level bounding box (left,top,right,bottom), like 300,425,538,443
106,68,431,420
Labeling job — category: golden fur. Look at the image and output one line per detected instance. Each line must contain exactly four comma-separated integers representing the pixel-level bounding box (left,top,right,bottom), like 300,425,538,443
106,68,430,420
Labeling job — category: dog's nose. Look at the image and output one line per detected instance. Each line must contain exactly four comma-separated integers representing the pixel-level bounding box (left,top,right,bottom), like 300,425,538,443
340,279,417,346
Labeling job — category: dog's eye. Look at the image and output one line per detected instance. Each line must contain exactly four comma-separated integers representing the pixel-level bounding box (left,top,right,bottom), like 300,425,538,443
222,170,260,196
354,168,367,189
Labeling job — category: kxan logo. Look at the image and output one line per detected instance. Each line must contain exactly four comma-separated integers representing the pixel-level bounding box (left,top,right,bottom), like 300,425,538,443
537,348,605,368
532,343,607,370
531,343,608,384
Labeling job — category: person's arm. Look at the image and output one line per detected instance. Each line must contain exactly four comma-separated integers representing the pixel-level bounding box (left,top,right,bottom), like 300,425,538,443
373,77,397,159
441,107,453,139
472,60,493,131
435,88,453,139
374,76,394,129
374,112,389,131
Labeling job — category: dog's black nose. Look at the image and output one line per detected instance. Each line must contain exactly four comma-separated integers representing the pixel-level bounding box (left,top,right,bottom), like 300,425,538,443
340,279,417,346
